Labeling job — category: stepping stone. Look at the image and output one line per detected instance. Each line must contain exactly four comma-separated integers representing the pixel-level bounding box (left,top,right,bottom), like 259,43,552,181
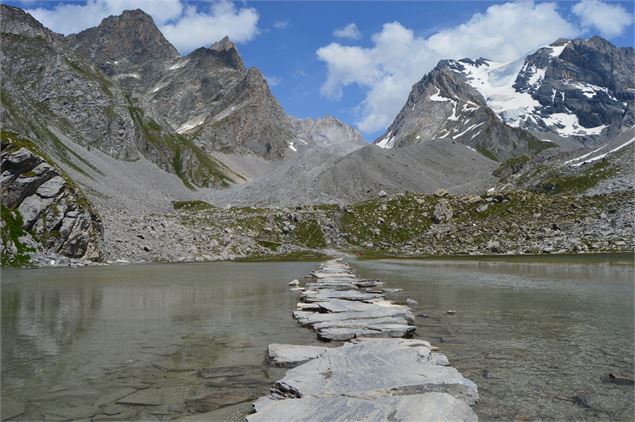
272,338,478,406
247,392,477,422
267,344,329,367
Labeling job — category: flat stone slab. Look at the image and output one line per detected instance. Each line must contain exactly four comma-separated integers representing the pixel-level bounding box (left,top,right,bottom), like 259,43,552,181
303,290,383,303
1,397,25,421
247,392,477,422
294,306,414,327
272,338,478,405
317,324,415,341
267,344,329,367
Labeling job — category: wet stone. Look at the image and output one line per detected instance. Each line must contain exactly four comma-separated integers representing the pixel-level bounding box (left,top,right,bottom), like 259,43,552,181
1,397,25,421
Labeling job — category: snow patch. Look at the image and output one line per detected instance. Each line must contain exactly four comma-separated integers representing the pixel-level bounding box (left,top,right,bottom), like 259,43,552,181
169,60,188,70
548,42,569,58
429,87,451,102
452,122,485,139
566,81,617,101
376,130,396,149
458,59,541,127
542,113,607,137
287,141,297,152
297,138,308,145
570,137,635,167
176,115,206,134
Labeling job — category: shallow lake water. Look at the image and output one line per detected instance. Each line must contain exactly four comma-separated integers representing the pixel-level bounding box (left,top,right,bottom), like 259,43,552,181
352,254,634,421
1,255,633,421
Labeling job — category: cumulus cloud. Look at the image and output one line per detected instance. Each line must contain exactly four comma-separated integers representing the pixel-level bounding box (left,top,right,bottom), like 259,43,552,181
26,0,259,54
572,0,633,38
333,23,362,40
160,2,259,52
318,1,580,134
28,0,183,35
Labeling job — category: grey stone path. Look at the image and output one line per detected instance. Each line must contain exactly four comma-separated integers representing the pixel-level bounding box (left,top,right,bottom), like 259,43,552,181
247,259,479,421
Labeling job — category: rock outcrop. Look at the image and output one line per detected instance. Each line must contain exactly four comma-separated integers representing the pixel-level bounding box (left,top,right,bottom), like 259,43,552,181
1,131,103,265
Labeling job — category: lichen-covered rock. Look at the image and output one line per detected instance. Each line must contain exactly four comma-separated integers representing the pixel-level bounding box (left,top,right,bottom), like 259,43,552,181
1,132,103,265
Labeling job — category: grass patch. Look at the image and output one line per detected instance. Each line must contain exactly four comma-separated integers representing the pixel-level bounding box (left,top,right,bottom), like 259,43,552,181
172,200,215,211
236,250,331,262
536,161,617,194
340,194,435,247
476,146,499,161
294,219,326,249
127,100,243,189
1,207,34,266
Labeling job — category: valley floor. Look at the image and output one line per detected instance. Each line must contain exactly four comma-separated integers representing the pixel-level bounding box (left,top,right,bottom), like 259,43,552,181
99,190,633,265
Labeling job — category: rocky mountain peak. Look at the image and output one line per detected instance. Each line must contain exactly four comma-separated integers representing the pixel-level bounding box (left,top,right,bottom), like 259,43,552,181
68,9,179,62
64,8,179,91
0,4,55,40
211,36,235,52
209,36,244,70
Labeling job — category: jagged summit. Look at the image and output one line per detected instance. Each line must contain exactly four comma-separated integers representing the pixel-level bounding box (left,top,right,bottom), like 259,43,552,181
375,36,634,158
65,8,180,91
211,36,236,52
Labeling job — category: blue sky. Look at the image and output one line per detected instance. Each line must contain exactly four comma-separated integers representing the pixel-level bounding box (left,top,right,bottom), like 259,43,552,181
9,1,635,140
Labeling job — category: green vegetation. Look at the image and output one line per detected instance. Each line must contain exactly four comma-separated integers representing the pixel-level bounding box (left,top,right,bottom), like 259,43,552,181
528,138,558,154
172,200,215,211
0,90,99,178
536,161,617,194
1,208,33,266
293,218,326,248
256,239,281,250
476,146,499,161
64,58,113,97
493,154,531,178
127,100,243,189
340,194,435,248
236,250,331,262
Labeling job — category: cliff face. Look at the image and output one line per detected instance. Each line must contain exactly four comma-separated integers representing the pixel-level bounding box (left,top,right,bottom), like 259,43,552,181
1,131,103,266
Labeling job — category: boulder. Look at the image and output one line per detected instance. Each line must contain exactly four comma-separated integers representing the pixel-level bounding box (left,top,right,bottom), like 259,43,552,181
432,199,453,224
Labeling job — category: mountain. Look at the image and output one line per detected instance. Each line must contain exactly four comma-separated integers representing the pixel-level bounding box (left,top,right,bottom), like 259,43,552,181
65,9,180,93
375,37,634,160
66,10,298,160
1,4,632,265
0,4,240,191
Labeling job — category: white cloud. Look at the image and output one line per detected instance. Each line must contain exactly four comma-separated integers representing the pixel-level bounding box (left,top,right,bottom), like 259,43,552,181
27,0,183,35
317,1,580,134
273,20,289,29
572,0,632,38
333,22,362,40
160,2,259,53
265,75,282,87
26,0,259,54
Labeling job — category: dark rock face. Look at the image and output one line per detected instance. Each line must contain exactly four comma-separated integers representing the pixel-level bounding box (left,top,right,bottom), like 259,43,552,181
65,9,180,92
375,37,634,158
513,37,634,141
1,133,103,264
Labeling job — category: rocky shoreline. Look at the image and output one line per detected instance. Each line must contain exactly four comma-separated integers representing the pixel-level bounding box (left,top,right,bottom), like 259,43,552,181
247,259,478,421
